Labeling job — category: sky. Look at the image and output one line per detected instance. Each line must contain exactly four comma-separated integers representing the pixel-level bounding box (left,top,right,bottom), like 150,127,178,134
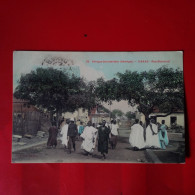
13,51,183,113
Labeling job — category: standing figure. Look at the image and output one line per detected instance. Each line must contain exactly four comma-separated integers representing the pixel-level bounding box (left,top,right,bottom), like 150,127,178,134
129,119,145,150
110,120,119,149
80,121,98,156
108,120,113,142
60,119,70,149
145,119,160,148
47,122,58,148
97,120,111,159
159,120,169,149
78,122,84,136
67,118,78,154
157,122,161,132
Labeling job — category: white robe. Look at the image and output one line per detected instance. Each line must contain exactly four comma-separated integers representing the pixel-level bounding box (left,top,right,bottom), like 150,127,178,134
129,124,145,149
60,124,69,147
145,123,161,148
111,124,119,136
80,126,97,153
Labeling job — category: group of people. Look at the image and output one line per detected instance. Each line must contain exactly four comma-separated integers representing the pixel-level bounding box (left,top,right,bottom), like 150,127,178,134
59,118,118,159
129,119,169,150
47,117,169,160
47,118,78,153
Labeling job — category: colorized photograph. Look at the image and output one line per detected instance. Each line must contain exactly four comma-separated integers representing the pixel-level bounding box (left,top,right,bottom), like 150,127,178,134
12,51,185,163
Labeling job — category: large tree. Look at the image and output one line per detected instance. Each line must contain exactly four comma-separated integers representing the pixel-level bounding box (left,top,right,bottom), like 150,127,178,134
111,109,124,119
95,67,184,125
14,67,96,123
125,111,136,120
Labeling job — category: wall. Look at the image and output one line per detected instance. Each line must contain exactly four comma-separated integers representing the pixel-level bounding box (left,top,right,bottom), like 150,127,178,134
150,113,185,127
62,108,89,124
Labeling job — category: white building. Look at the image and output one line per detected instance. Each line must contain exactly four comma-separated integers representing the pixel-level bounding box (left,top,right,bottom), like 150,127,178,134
89,107,110,125
135,111,185,128
149,112,185,128
62,108,89,125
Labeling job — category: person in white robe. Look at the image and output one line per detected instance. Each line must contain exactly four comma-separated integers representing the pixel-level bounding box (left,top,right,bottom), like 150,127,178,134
60,119,70,148
145,119,161,148
129,119,145,150
110,120,119,149
80,121,98,155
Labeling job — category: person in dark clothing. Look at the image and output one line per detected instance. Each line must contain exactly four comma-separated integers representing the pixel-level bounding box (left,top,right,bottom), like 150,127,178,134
98,120,111,159
47,122,58,148
67,118,78,153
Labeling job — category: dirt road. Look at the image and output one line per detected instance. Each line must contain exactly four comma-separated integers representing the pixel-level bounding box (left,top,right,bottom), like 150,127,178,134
12,138,148,163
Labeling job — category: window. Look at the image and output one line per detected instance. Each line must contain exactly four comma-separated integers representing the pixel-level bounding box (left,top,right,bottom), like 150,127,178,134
171,116,177,125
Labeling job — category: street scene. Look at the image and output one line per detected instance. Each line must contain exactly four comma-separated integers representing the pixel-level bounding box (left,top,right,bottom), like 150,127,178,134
12,121,184,163
12,51,185,163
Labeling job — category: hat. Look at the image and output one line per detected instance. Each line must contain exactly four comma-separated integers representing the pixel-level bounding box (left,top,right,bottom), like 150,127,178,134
70,118,74,121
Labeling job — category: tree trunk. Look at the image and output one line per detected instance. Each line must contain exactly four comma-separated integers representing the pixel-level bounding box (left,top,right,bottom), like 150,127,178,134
50,112,54,123
56,111,60,128
144,114,150,128
144,111,173,127
56,109,63,128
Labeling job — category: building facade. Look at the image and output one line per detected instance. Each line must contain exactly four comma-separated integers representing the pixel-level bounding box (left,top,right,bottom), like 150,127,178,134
89,107,110,125
62,108,89,125
135,110,185,128
13,97,51,135
149,112,185,128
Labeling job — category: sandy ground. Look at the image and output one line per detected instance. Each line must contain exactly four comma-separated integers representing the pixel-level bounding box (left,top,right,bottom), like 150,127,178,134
12,138,148,163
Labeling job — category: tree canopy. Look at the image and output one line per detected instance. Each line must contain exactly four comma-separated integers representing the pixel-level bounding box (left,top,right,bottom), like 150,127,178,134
14,68,96,117
125,111,136,120
14,66,184,125
111,109,124,119
95,67,184,123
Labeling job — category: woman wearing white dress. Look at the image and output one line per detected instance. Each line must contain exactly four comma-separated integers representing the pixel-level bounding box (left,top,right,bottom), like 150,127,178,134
145,119,160,148
129,119,145,150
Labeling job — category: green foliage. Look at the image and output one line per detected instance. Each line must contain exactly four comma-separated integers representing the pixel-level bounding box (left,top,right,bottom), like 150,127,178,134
95,78,121,102
14,68,96,114
111,109,124,119
14,66,184,125
82,81,99,111
98,105,110,114
117,71,144,104
125,111,136,120
95,67,184,120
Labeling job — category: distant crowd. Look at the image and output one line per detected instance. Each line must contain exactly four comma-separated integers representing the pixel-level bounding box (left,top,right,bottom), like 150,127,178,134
46,118,169,160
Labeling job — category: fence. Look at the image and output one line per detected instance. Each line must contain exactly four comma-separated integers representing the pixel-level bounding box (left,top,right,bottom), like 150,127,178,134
13,111,51,136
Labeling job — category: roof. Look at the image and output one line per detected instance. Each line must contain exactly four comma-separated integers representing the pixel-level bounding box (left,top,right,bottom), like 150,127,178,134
13,97,29,103
152,106,184,113
90,113,109,117
13,97,39,113
90,106,109,116
150,112,184,117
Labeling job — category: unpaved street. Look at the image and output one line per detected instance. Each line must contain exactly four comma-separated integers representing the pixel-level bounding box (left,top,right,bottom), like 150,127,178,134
12,138,148,163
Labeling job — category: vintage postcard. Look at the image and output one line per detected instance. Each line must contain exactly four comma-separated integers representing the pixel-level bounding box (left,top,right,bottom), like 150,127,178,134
12,51,185,163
